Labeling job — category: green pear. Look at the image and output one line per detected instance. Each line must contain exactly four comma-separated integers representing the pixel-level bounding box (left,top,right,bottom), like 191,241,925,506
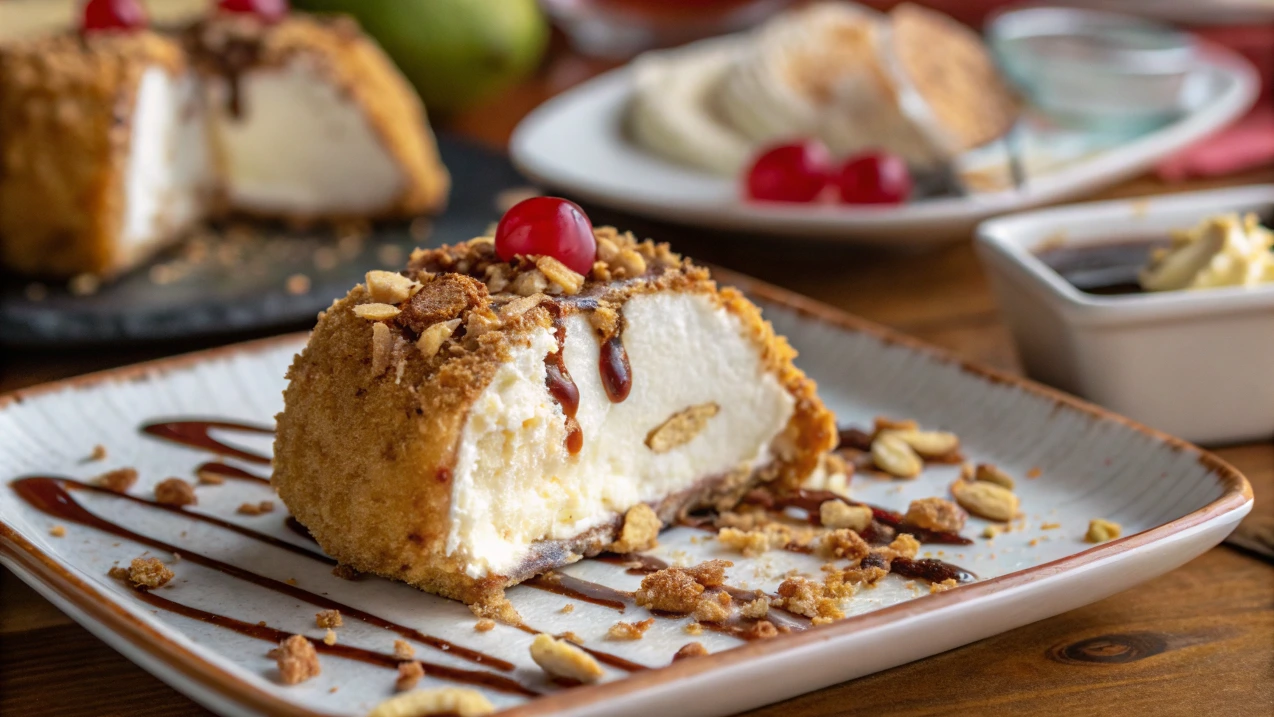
294,0,549,114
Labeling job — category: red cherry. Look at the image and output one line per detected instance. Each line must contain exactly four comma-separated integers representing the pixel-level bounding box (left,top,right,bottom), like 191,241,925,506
81,0,148,33
494,197,597,275
837,151,912,205
745,141,833,203
217,0,289,22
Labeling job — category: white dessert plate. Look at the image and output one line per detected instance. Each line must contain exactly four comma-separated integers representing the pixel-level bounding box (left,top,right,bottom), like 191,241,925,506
0,274,1251,717
509,37,1258,245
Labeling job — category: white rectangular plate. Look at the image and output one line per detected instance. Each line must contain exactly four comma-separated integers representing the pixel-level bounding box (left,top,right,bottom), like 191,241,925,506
0,277,1251,717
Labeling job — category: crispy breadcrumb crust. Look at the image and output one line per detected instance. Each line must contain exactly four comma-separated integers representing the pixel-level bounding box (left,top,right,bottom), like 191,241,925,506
186,12,448,220
0,31,188,278
273,229,836,605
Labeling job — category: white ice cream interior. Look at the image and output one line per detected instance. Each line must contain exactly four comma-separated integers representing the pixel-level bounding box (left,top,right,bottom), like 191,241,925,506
205,61,405,216
120,67,212,260
447,291,797,578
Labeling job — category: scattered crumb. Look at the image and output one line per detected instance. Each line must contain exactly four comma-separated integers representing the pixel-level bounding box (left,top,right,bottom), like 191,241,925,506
329,686,338,694
744,620,779,640
1028,538,1040,547
881,534,921,561
87,444,107,462
315,610,342,628
635,569,703,613
672,642,708,662
127,557,174,588
49,525,66,538
195,468,225,485
396,661,425,691
286,273,311,295
1027,467,1042,479
323,629,337,646
560,631,586,646
607,618,655,641
952,480,1018,522
608,503,661,553
474,619,495,633
905,497,967,533
269,635,320,685
154,477,197,507
1085,518,1122,543
236,501,275,516
366,687,494,717
529,634,604,683
684,622,703,635
740,597,771,619
468,594,521,624
930,579,959,594
285,578,298,586
1041,522,1061,531
393,640,415,660
692,592,732,623
92,467,138,493
108,566,130,581
819,528,870,561
773,577,844,623
680,559,732,588
559,604,575,614
981,525,1002,539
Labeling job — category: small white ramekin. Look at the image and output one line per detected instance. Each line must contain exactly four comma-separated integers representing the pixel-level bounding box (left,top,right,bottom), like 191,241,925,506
975,185,1274,445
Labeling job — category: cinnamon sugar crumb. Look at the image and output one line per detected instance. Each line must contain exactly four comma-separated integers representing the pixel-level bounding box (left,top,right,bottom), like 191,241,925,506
635,568,703,614
692,591,732,623
773,577,844,623
672,642,708,662
474,619,496,632
127,557,174,588
740,596,771,619
819,528,870,561
108,566,130,581
49,525,66,537
269,635,320,685
681,559,732,588
393,640,415,660
154,477,196,507
92,467,138,493
606,618,655,641
396,661,425,691
315,610,342,628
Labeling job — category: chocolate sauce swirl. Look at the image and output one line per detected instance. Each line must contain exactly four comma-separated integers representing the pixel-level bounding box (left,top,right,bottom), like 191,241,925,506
543,320,583,455
598,317,632,404
142,420,273,465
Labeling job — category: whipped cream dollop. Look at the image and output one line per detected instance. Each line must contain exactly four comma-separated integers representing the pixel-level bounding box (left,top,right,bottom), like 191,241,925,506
1139,213,1274,292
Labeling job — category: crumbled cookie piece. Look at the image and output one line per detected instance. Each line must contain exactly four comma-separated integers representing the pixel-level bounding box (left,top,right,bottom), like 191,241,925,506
672,642,708,662
974,463,1015,489
366,687,495,717
529,634,604,683
952,480,1018,522
744,620,779,640
684,622,704,635
393,640,415,660
680,559,732,588
692,591,732,623
49,525,66,537
606,618,655,641
1085,518,1122,543
635,568,703,614
820,500,872,532
773,577,844,624
474,618,496,632
904,497,967,533
396,661,425,691
92,467,138,493
269,635,320,685
236,501,275,516
366,270,421,304
645,402,720,454
315,610,342,628
608,503,661,553
820,528,870,561
930,578,958,594
127,557,174,588
717,525,794,557
88,444,108,461
740,596,771,619
154,477,196,507
871,433,923,478
468,594,521,624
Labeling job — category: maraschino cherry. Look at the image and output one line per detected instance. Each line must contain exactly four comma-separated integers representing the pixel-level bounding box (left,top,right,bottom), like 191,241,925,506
494,197,597,275
81,0,148,33
745,141,833,203
217,0,289,23
837,151,912,205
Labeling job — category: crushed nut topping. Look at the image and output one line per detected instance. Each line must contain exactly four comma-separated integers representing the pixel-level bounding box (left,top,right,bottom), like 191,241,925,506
366,270,422,304
1085,518,1122,543
884,429,960,459
415,318,461,360
529,634,604,683
354,303,402,321
608,503,661,553
820,500,872,532
974,463,1016,489
154,478,196,507
645,402,720,454
315,610,342,628
269,635,320,685
606,618,655,641
365,687,495,717
871,432,923,478
904,497,967,533
952,480,1018,522
535,256,584,295
371,321,394,375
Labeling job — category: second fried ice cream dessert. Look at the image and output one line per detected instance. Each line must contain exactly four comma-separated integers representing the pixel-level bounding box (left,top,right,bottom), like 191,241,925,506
273,199,842,609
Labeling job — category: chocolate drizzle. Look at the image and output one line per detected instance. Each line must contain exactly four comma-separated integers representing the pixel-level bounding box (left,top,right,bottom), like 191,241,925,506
142,421,273,465
598,317,632,404
127,585,537,697
512,624,647,672
543,319,583,455
10,477,511,672
523,572,628,611
891,557,976,584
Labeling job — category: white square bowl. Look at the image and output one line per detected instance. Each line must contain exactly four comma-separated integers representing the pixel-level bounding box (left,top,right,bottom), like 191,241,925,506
975,184,1274,445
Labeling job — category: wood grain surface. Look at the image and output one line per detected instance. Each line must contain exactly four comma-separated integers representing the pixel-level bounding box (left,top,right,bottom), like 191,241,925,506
3,32,1273,717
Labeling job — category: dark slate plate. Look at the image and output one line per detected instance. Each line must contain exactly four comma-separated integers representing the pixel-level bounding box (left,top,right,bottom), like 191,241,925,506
0,135,529,349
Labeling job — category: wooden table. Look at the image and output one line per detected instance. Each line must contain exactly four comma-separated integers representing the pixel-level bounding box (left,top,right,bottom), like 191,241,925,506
2,50,1273,717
